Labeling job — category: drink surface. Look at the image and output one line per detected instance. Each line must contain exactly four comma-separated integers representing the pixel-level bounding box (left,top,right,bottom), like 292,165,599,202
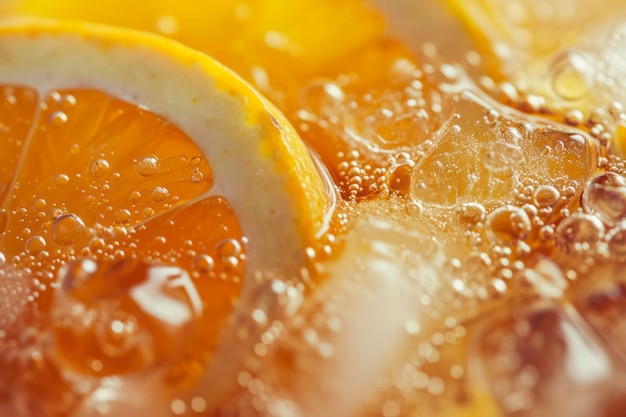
1,1,626,417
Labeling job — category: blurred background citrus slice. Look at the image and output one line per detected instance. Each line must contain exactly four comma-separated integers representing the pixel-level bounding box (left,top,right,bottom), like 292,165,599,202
0,0,384,106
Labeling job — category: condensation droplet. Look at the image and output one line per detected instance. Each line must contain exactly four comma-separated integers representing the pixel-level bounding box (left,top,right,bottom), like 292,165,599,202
193,254,215,273
114,209,132,224
52,213,85,246
33,199,46,210
136,156,159,177
90,159,111,178
151,186,169,202
129,191,141,202
55,174,70,187
26,235,46,254
216,238,242,259
50,111,68,126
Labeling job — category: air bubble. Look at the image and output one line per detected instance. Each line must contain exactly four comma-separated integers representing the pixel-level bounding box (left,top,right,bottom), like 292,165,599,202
151,186,169,202
52,213,85,246
500,126,522,144
193,254,215,273
582,172,626,226
549,50,593,101
533,185,560,208
26,235,46,254
50,111,68,126
606,222,626,258
129,191,141,202
485,205,531,243
90,159,111,178
55,174,69,187
406,200,424,217
216,238,242,258
455,202,486,227
114,209,132,224
191,168,203,182
556,213,604,252
136,156,159,177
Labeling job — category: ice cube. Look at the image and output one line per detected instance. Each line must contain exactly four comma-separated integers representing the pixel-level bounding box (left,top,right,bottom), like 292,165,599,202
410,88,597,211
251,199,502,417
469,300,626,417
574,260,626,362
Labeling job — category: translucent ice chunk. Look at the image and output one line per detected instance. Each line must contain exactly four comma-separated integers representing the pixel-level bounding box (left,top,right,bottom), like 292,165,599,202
410,89,597,209
470,300,626,417
258,199,496,417
574,260,626,362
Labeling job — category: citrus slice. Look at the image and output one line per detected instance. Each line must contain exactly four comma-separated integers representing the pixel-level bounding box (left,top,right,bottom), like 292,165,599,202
446,0,626,110
2,0,385,105
0,18,329,415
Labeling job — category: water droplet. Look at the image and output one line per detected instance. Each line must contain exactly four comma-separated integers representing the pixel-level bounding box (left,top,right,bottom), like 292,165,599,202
50,111,68,126
89,237,105,251
90,159,111,178
582,172,626,226
193,254,215,273
26,235,46,254
33,199,46,210
55,174,69,187
49,207,65,219
52,213,85,246
151,186,169,202
136,156,159,177
216,238,242,258
128,190,141,202
114,209,132,224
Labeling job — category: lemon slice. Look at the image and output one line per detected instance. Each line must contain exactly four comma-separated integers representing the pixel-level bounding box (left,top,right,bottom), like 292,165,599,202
0,18,329,415
0,17,329,276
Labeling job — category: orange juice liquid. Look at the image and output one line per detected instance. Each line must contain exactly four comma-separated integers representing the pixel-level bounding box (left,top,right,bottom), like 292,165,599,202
2,1,626,417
